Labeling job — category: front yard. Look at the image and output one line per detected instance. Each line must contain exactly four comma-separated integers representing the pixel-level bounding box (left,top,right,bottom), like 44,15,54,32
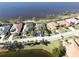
72,25,79,30
57,27,70,33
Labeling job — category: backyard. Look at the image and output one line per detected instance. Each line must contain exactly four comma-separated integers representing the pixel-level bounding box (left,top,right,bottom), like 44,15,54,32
0,39,65,57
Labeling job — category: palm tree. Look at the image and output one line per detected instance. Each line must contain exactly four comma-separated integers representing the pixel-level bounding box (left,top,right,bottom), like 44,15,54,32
13,41,24,50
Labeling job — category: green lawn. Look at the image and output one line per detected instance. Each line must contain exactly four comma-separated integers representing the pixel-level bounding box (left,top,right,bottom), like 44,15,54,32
1,35,78,57
0,39,65,57
58,27,70,33
73,25,79,30
65,36,79,41
51,31,56,35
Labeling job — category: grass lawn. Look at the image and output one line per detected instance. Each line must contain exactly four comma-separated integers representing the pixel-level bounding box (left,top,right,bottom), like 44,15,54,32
73,25,79,30
58,27,70,33
0,39,64,57
65,36,79,41
0,49,52,57
58,13,79,19
51,31,56,35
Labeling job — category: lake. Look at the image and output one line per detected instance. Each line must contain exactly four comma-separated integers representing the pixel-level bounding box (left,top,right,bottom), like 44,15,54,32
0,2,79,19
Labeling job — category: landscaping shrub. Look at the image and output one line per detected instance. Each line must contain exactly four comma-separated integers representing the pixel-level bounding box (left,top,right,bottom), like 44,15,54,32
52,40,66,57
52,46,66,57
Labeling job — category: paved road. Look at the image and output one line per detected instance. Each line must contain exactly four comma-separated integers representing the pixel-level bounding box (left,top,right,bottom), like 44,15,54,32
0,30,79,43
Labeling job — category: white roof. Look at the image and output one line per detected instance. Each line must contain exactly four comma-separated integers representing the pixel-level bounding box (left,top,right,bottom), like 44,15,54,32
76,16,79,19
65,18,77,23
23,20,34,23
74,20,79,24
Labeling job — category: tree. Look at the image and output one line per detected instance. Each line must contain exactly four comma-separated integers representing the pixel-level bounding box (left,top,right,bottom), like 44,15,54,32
17,42,24,50
13,41,24,50
3,41,24,51
52,45,66,57
3,41,16,51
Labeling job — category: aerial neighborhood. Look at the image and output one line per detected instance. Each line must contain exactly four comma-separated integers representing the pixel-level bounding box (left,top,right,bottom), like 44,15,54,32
0,16,79,56
0,16,79,43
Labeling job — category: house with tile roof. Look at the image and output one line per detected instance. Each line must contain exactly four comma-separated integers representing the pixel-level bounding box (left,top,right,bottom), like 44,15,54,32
47,22,58,30
10,21,23,35
63,39,79,57
57,20,70,27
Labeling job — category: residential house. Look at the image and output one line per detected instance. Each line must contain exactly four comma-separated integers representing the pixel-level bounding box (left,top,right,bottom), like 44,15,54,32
57,20,70,27
63,39,79,57
10,21,23,35
35,22,46,30
22,22,35,36
65,18,77,24
74,20,79,25
23,20,35,23
47,22,58,30
0,25,10,35
35,22,46,36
